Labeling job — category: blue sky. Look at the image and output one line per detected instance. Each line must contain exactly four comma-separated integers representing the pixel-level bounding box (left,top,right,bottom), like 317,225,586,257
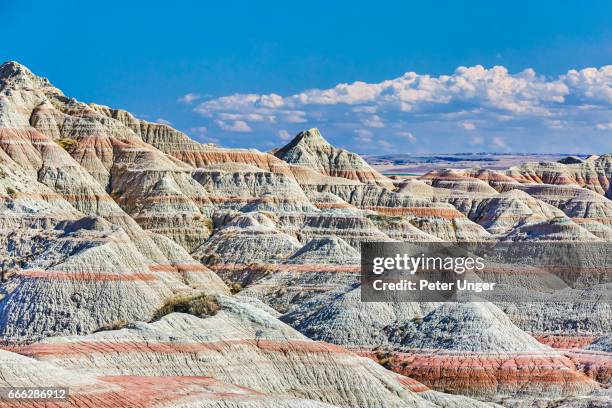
2,1,611,154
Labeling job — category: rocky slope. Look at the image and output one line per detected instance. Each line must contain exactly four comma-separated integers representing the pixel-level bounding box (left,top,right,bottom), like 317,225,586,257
273,128,395,189
0,61,610,407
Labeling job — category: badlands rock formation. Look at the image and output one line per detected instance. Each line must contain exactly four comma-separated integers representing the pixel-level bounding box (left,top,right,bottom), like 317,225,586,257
273,128,395,189
0,61,610,407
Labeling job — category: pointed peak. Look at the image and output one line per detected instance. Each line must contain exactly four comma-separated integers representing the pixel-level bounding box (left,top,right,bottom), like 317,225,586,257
557,155,584,164
300,127,323,138
275,128,331,158
294,128,328,144
0,61,56,92
0,61,31,75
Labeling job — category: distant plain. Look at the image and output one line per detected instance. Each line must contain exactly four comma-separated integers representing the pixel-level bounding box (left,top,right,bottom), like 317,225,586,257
364,153,583,175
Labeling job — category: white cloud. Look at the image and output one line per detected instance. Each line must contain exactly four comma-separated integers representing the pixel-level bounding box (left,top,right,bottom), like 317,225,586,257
283,111,307,123
194,65,611,117
491,136,508,150
193,65,610,124
188,64,612,152
260,93,284,108
378,139,393,149
562,66,612,104
361,115,385,128
596,122,612,130
178,93,204,104
218,113,273,122
215,120,252,132
458,121,476,130
278,129,292,140
155,118,172,125
396,131,417,142
353,106,377,113
199,136,219,144
189,126,208,135
187,126,218,144
354,129,373,143
545,119,565,129
196,94,283,116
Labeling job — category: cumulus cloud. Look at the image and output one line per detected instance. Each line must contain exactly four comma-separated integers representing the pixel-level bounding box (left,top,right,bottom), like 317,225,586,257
215,120,252,132
188,65,611,152
562,67,612,104
194,65,589,116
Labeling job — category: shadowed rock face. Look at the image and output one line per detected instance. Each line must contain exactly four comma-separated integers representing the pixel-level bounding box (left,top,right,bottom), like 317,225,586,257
0,61,610,407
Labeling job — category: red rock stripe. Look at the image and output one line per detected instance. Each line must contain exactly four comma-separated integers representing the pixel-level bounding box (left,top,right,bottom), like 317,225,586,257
395,375,430,393
362,206,464,219
207,196,309,204
131,195,212,204
534,334,598,349
384,351,598,393
252,284,342,292
0,375,268,408
16,339,350,358
315,203,354,209
420,174,476,181
209,263,360,273
355,349,429,393
565,350,612,384
0,128,52,142
17,270,157,282
148,264,211,273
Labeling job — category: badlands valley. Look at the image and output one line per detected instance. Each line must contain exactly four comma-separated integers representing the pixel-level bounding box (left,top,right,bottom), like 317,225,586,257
0,61,610,407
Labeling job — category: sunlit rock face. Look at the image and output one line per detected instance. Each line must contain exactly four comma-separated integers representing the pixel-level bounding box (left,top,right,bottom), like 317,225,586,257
505,156,612,196
274,128,396,189
8,297,495,408
0,61,610,407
